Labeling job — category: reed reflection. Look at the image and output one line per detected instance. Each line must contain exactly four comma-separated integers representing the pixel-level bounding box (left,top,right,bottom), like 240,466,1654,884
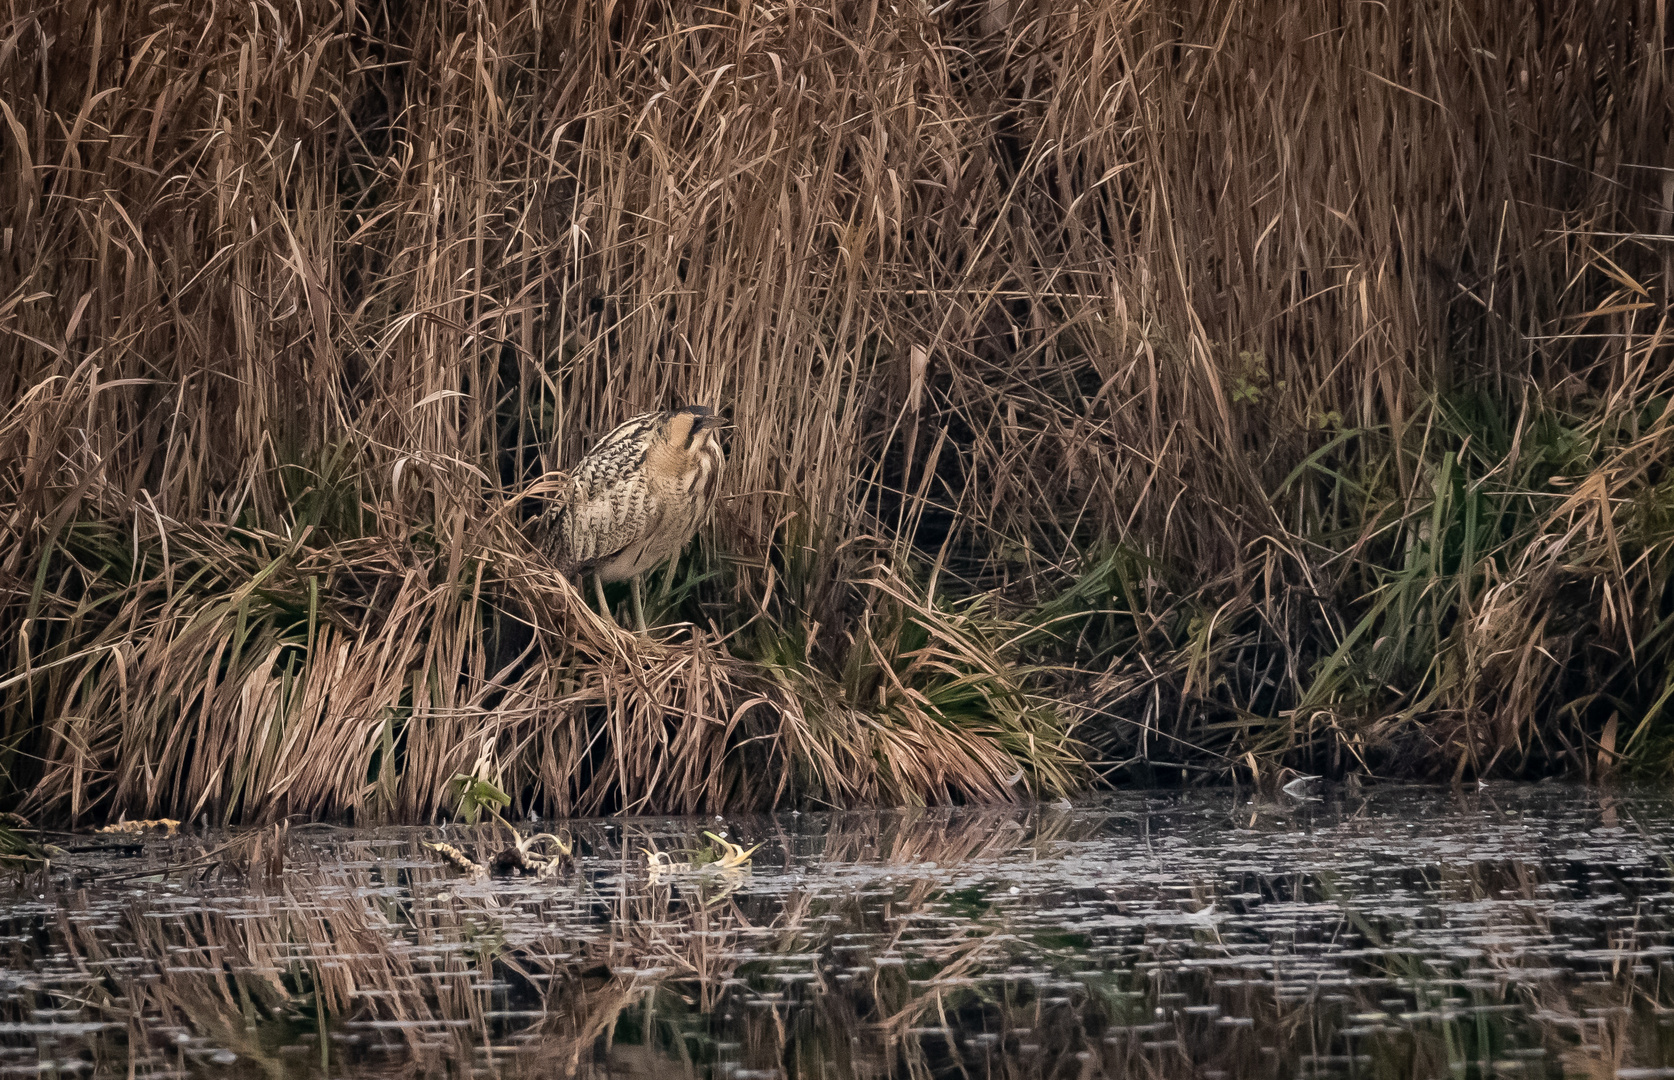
1,790,1671,1079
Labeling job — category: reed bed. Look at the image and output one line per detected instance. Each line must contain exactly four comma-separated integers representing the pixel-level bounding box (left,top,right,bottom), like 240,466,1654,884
0,0,1669,821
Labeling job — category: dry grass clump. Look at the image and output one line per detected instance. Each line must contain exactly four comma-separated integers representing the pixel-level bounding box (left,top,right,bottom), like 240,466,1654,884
1,0,1670,819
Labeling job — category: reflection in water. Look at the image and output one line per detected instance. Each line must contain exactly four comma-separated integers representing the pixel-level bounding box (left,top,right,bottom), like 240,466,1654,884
2,786,1673,1078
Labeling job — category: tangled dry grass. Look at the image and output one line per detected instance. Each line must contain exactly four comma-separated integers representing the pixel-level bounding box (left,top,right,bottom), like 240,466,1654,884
1,0,1670,821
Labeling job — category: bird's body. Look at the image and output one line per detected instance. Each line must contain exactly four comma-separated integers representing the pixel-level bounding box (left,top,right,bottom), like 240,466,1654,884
542,405,725,628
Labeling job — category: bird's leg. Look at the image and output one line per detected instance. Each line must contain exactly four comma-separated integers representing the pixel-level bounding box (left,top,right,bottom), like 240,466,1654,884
592,573,616,624
630,575,648,633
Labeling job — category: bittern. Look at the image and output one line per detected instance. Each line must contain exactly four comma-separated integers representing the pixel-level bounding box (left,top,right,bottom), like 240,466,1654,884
541,405,726,630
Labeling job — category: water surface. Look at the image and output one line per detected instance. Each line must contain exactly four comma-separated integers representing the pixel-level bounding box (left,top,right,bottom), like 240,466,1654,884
3,784,1673,1078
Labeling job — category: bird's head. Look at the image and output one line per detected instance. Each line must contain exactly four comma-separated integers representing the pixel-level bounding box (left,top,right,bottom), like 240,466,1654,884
645,405,727,493
665,404,723,448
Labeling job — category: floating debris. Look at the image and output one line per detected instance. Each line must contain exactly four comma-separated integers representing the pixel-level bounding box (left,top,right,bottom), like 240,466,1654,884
423,840,486,879
702,831,761,870
424,831,571,880
95,818,181,836
1280,774,1322,798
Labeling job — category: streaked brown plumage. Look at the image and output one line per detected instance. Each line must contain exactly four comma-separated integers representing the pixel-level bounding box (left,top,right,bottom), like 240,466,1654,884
542,405,725,628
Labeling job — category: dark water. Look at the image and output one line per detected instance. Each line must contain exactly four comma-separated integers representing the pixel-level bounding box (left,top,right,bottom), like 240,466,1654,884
3,785,1674,1078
